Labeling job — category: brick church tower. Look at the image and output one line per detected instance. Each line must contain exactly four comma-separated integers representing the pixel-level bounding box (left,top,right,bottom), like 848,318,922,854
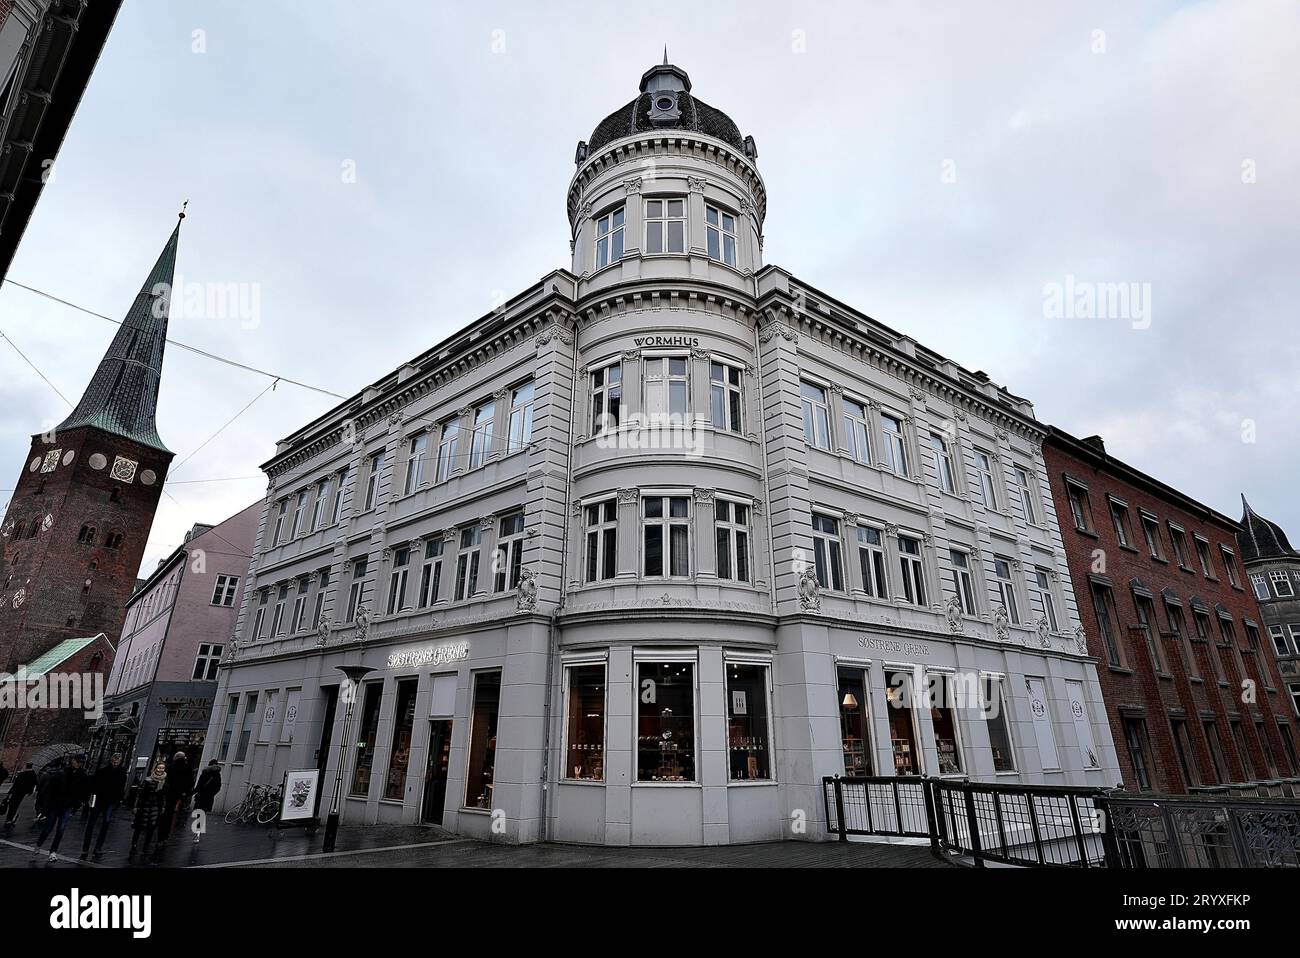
0,215,181,767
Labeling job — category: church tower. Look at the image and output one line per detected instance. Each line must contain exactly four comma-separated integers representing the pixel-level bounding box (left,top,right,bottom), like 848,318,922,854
0,216,180,767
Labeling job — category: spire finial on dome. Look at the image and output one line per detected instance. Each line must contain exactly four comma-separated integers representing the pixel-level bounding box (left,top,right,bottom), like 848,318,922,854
663,45,668,65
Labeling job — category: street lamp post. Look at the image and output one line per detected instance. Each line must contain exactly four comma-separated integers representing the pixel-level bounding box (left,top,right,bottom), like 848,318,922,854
322,663,374,853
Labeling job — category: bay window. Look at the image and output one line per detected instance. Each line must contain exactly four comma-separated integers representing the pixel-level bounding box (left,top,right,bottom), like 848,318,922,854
811,512,844,592
595,206,624,268
564,663,606,781
643,495,690,577
709,361,743,433
644,355,689,421
714,498,751,583
644,197,685,254
705,204,737,265
584,499,617,583
636,660,695,782
590,361,623,434
726,662,771,780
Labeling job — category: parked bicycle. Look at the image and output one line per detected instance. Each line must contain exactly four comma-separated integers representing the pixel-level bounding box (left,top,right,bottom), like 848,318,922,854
225,782,283,825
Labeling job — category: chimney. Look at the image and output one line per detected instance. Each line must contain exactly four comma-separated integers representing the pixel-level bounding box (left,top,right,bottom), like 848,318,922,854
1080,435,1106,456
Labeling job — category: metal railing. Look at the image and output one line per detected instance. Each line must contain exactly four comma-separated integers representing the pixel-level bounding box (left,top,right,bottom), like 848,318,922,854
1106,792,1300,868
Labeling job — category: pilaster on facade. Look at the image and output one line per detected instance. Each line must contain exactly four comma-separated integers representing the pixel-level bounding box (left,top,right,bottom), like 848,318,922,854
525,313,577,612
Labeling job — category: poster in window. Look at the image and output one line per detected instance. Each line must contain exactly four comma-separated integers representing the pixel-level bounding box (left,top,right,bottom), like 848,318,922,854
280,769,320,822
731,690,747,716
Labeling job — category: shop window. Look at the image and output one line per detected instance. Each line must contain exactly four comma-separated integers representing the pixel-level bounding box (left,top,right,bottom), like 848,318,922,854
642,495,690,578
465,671,502,808
709,361,743,433
590,361,623,435
418,540,443,606
387,548,411,614
884,670,921,775
857,525,888,598
838,666,873,775
235,692,259,763
564,663,605,781
927,673,964,775
584,499,617,583
636,661,696,782
811,512,843,592
1123,718,1153,790
435,420,459,483
726,662,771,781
350,683,384,797
454,526,482,600
714,498,751,583
493,512,525,592
384,679,418,801
984,676,1015,772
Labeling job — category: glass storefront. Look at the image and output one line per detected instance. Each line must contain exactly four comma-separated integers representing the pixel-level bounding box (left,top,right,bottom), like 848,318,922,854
928,672,964,775
725,662,770,780
837,666,872,775
350,683,383,796
465,671,501,809
565,664,605,781
383,679,418,801
636,661,695,782
884,671,920,775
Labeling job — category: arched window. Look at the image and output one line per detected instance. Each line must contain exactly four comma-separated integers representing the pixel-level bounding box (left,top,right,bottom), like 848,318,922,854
78,524,97,544
105,531,123,549
25,519,39,539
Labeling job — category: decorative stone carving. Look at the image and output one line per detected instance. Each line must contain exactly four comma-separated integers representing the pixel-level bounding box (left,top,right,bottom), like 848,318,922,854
478,515,495,531
516,567,538,613
993,605,1010,639
381,547,392,563
946,597,965,633
954,411,968,423
223,639,238,663
884,522,900,536
687,176,706,193
537,323,574,348
693,488,715,504
758,323,798,345
1074,626,1088,655
829,383,844,395
571,499,583,516
751,497,763,514
617,488,639,503
354,606,371,642
908,386,926,402
316,613,332,647
442,528,458,542
995,428,1009,442
622,349,641,362
387,412,403,427
739,197,753,215
842,511,860,526
1036,615,1051,647
623,177,643,195
798,569,821,613
690,347,710,360
456,406,472,418
577,202,592,218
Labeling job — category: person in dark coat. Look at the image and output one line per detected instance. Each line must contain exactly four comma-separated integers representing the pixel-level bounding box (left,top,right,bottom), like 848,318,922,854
0,761,9,789
130,762,168,855
32,754,88,862
193,760,221,814
159,751,194,842
80,753,128,859
2,763,35,824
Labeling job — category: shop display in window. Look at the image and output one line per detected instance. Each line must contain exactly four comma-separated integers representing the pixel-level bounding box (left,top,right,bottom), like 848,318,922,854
885,671,920,775
565,664,606,781
383,679,418,801
350,683,384,796
726,662,770,780
465,671,501,808
928,672,964,775
636,661,696,782
837,666,872,775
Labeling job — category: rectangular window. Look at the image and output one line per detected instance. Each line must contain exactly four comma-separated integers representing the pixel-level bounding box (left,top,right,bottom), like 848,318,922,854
270,583,289,636
1031,568,1058,632
1204,720,1229,783
312,569,329,627
1171,719,1199,787
1141,514,1163,560
1256,720,1279,777
800,382,831,450
1123,718,1153,790
1196,611,1226,683
331,466,349,523
811,512,844,592
1231,721,1254,780
454,525,482,600
508,381,535,451
291,489,309,538
584,499,618,583
350,683,384,797
644,197,685,254
1014,466,1037,524
857,526,888,599
726,662,771,780
705,204,737,266
363,452,383,511
1026,676,1059,770
930,433,956,493
899,535,926,606
310,480,329,531
838,666,873,775
1065,679,1100,769
1195,536,1213,577
709,361,743,433
404,432,429,495
1169,525,1190,568
636,661,696,782
469,400,495,469
564,664,606,781
885,670,921,774
235,691,259,763
494,512,525,592
1167,603,1198,678
211,574,239,607
843,398,871,464
418,539,443,606
714,499,751,583
1269,624,1291,657
272,499,288,546
590,361,623,434
644,355,689,421
435,420,459,483
595,206,625,268
1251,574,1271,601
993,557,1019,624
985,676,1015,772
465,670,499,805
191,643,223,681
346,557,367,622
290,577,309,633
1135,595,1169,674
1270,570,1294,597
881,414,907,476
1066,482,1092,532
974,450,998,509
219,694,239,760
1110,502,1132,547
1221,548,1241,588
251,591,268,641
950,549,977,616
1279,724,1299,774
386,547,411,614
643,495,690,577
928,673,964,775
383,679,418,802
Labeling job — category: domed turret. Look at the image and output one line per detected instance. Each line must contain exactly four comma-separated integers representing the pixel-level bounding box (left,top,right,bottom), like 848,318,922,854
1238,495,1299,562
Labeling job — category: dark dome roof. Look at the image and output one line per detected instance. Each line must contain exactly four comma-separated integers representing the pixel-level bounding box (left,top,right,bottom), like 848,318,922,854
587,91,747,154
1238,495,1299,562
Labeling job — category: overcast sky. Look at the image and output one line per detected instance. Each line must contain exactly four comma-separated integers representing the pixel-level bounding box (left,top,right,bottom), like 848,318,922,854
0,0,1295,577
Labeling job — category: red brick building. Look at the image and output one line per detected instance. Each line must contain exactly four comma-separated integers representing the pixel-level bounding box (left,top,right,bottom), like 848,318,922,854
1043,428,1298,793
0,217,181,768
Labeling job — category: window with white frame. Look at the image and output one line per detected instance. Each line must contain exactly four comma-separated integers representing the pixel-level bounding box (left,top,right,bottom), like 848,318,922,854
992,557,1020,624
973,450,998,508
1141,513,1163,560
1220,547,1241,588
469,400,495,469
1014,466,1037,524
843,398,871,464
494,512,525,592
271,499,287,545
898,534,926,606
985,675,1016,772
930,433,956,493
644,356,689,421
881,414,908,475
345,557,367,622
726,661,771,780
590,361,623,434
714,498,751,583
1066,481,1093,532
291,489,309,537
363,452,384,511
801,382,831,450
404,432,429,495
508,381,534,450
312,569,329,626
643,495,690,577
270,583,289,635
811,513,844,592
454,525,482,600
1268,625,1290,657
595,206,624,268
1269,569,1294,598
706,204,737,266
584,499,617,583
435,419,459,483
418,540,443,606
290,577,309,633
709,361,743,433
331,466,349,523
1290,624,1300,657
564,662,606,781
644,197,685,254
1109,500,1132,546
949,548,977,615
857,525,888,599
1194,536,1214,577
928,672,965,774
1030,568,1058,632
311,480,329,531
211,574,239,607
387,547,411,614
191,643,223,681
636,659,695,782
1251,574,1271,601
251,590,268,640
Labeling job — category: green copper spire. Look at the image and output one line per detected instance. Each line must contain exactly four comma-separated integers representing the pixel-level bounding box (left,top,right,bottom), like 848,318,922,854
54,214,181,453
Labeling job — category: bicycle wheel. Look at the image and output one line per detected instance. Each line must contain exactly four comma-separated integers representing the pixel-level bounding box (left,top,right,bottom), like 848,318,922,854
256,798,279,825
224,802,245,824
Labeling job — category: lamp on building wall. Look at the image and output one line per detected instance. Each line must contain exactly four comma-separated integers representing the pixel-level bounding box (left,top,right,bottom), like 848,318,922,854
322,663,375,853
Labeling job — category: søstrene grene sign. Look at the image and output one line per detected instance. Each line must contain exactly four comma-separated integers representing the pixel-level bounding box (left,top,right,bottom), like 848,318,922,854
386,641,470,669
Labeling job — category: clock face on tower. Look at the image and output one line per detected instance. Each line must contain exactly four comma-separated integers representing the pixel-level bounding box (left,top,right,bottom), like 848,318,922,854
111,456,138,483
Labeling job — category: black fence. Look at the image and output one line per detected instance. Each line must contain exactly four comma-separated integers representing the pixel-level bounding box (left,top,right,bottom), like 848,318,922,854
823,775,1300,868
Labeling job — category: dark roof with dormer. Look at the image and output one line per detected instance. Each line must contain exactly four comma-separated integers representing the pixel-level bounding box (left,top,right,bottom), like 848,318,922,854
1238,495,1299,563
53,217,180,453
588,92,747,154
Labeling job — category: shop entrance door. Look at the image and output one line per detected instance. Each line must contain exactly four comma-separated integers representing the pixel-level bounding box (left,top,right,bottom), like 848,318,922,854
420,720,453,826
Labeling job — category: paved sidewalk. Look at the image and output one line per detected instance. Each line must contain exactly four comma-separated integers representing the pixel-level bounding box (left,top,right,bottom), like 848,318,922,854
0,812,944,868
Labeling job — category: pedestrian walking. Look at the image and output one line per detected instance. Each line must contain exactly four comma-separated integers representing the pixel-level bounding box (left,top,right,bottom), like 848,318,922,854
159,750,193,842
191,760,221,843
32,754,89,862
3,763,37,825
80,753,128,860
129,762,168,856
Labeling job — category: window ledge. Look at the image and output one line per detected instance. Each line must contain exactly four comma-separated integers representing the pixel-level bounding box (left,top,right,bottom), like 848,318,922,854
1107,665,1135,676
558,779,606,787
727,780,778,787
1074,528,1100,540
459,806,493,815
630,782,702,788
1150,556,1169,565
1117,544,1139,553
